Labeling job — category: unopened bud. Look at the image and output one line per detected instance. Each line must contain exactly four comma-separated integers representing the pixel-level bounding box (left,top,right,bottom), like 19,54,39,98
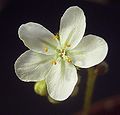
48,96,59,104
94,61,109,76
34,80,47,96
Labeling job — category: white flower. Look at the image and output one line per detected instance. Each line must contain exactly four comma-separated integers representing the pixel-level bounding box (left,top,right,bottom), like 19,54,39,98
14,6,108,101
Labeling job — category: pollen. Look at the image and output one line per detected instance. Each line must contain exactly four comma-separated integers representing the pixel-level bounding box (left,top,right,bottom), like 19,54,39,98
64,42,71,49
67,57,72,63
67,44,71,47
51,60,57,65
44,47,48,52
53,33,59,40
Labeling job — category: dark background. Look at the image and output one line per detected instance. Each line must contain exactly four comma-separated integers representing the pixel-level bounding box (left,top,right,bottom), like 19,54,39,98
0,0,120,115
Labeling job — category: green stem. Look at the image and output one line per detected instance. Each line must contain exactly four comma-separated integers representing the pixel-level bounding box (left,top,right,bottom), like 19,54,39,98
82,67,97,115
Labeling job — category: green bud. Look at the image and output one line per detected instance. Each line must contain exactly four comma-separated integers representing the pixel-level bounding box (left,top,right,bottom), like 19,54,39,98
34,80,47,96
94,61,109,76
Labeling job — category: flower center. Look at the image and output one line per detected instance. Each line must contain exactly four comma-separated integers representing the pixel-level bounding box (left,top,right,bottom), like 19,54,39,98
51,33,72,65
58,49,72,63
59,49,66,58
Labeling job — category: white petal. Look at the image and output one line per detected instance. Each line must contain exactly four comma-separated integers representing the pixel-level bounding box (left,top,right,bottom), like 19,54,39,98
59,6,86,49
46,60,78,101
14,50,53,82
70,35,108,68
18,22,58,55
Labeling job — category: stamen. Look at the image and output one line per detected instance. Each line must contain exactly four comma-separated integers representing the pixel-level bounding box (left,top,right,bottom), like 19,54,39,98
67,57,72,63
61,49,64,53
44,47,48,52
67,44,71,47
60,49,65,58
53,33,59,40
51,60,57,65
64,42,71,49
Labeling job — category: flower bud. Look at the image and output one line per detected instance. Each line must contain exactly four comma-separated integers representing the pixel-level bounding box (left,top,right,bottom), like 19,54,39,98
94,61,108,76
48,96,60,104
34,80,47,96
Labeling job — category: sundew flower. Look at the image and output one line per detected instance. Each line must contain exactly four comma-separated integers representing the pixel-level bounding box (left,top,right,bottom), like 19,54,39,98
14,6,108,101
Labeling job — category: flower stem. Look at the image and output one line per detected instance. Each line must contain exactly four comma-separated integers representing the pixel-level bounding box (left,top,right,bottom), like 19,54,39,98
82,67,97,115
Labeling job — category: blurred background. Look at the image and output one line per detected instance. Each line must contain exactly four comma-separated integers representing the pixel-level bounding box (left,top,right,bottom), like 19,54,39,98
0,0,120,115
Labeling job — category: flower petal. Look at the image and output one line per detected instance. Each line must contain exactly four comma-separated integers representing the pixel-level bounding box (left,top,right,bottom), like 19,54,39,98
70,35,108,68
14,50,53,82
59,6,86,49
46,60,78,101
18,22,58,55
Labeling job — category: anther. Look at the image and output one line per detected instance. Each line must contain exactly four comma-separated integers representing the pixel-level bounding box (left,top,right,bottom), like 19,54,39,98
53,33,59,40
67,44,71,47
51,60,57,65
44,47,48,52
67,57,72,63
66,57,72,63
61,49,65,53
